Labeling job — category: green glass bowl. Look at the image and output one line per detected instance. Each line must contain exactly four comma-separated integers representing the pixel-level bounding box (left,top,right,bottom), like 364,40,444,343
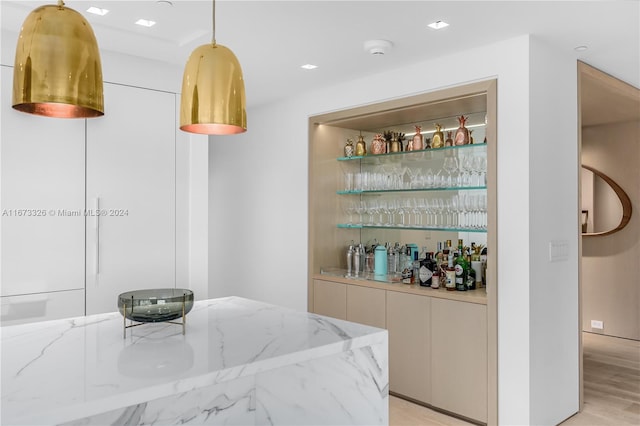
118,289,194,323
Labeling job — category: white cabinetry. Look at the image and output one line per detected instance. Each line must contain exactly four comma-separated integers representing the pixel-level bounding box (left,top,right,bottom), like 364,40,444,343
1,66,85,324
85,83,176,315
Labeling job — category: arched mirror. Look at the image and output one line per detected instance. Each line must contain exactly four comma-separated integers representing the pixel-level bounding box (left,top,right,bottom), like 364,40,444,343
581,165,632,236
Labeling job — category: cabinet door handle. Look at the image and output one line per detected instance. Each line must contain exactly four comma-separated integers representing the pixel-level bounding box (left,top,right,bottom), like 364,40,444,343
95,197,100,276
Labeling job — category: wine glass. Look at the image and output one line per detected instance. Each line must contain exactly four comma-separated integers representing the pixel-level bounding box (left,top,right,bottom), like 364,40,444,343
422,199,433,227
413,198,423,226
354,200,367,226
461,156,474,187
450,195,460,228
378,200,388,225
476,156,487,186
478,193,488,229
387,199,398,226
342,200,354,225
424,168,434,188
434,198,445,228
442,156,458,188
366,199,378,225
402,199,413,227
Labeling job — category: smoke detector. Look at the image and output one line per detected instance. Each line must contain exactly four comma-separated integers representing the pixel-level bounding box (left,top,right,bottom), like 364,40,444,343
364,39,393,56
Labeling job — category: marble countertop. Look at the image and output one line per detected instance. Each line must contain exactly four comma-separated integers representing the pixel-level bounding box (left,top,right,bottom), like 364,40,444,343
1,296,387,425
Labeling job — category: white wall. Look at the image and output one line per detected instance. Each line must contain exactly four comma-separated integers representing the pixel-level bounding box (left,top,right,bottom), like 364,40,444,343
528,37,580,425
208,34,580,424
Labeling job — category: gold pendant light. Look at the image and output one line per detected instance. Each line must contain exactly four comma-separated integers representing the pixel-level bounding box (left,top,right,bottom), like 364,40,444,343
180,0,246,134
12,0,104,118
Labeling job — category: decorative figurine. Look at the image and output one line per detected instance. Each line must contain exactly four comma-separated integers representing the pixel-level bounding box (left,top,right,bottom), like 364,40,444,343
397,132,406,151
344,138,355,158
469,129,474,144
371,133,386,155
412,125,424,150
445,131,454,147
432,123,445,148
454,115,470,145
425,137,432,149
355,133,367,156
383,130,393,153
390,132,401,153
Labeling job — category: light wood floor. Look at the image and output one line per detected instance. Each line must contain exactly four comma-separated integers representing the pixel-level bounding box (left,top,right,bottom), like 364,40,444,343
389,332,640,425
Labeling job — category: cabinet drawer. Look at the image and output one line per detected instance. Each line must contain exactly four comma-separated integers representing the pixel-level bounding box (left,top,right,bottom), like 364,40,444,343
1,289,85,326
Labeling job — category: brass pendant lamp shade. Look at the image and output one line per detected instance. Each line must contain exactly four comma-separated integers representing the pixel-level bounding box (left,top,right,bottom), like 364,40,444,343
180,0,246,135
12,1,104,118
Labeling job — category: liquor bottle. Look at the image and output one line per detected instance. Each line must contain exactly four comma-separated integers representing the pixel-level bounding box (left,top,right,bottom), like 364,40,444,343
429,252,440,289
465,252,476,290
401,246,412,284
390,132,401,153
454,239,468,291
355,134,367,156
431,123,444,148
435,241,443,270
440,247,449,287
481,246,488,288
445,251,456,291
419,252,433,287
410,250,420,284
412,125,424,151
454,115,470,145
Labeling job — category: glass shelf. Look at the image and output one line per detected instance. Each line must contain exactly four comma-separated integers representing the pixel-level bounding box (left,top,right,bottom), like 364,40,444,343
337,223,487,233
337,143,487,162
337,186,486,195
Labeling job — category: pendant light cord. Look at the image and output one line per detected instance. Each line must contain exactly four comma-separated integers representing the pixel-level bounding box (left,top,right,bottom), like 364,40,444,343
211,0,216,45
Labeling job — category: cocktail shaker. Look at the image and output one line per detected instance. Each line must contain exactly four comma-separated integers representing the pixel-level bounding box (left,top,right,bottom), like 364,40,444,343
354,244,362,277
346,244,354,277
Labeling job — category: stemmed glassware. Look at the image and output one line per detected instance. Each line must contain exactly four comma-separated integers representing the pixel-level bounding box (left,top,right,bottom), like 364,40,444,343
479,193,487,229
366,200,378,225
442,157,458,188
355,200,367,226
344,200,356,225
412,198,423,226
461,156,473,187
378,200,388,225
472,156,487,186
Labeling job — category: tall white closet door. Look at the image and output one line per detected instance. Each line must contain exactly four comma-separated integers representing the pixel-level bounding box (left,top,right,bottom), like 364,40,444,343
86,83,176,315
1,66,86,324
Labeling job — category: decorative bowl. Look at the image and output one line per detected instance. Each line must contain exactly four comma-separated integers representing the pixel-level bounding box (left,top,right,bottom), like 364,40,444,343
118,289,194,323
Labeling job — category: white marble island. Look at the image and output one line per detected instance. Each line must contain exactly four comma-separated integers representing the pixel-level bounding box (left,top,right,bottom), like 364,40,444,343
1,297,388,425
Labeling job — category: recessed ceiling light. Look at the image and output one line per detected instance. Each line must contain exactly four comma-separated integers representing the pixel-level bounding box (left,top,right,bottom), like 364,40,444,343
428,20,449,30
86,7,109,16
574,45,588,52
301,64,318,70
156,0,173,6
135,19,156,28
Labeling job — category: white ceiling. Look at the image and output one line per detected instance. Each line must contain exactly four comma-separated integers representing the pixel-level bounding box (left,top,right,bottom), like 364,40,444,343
2,1,639,108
